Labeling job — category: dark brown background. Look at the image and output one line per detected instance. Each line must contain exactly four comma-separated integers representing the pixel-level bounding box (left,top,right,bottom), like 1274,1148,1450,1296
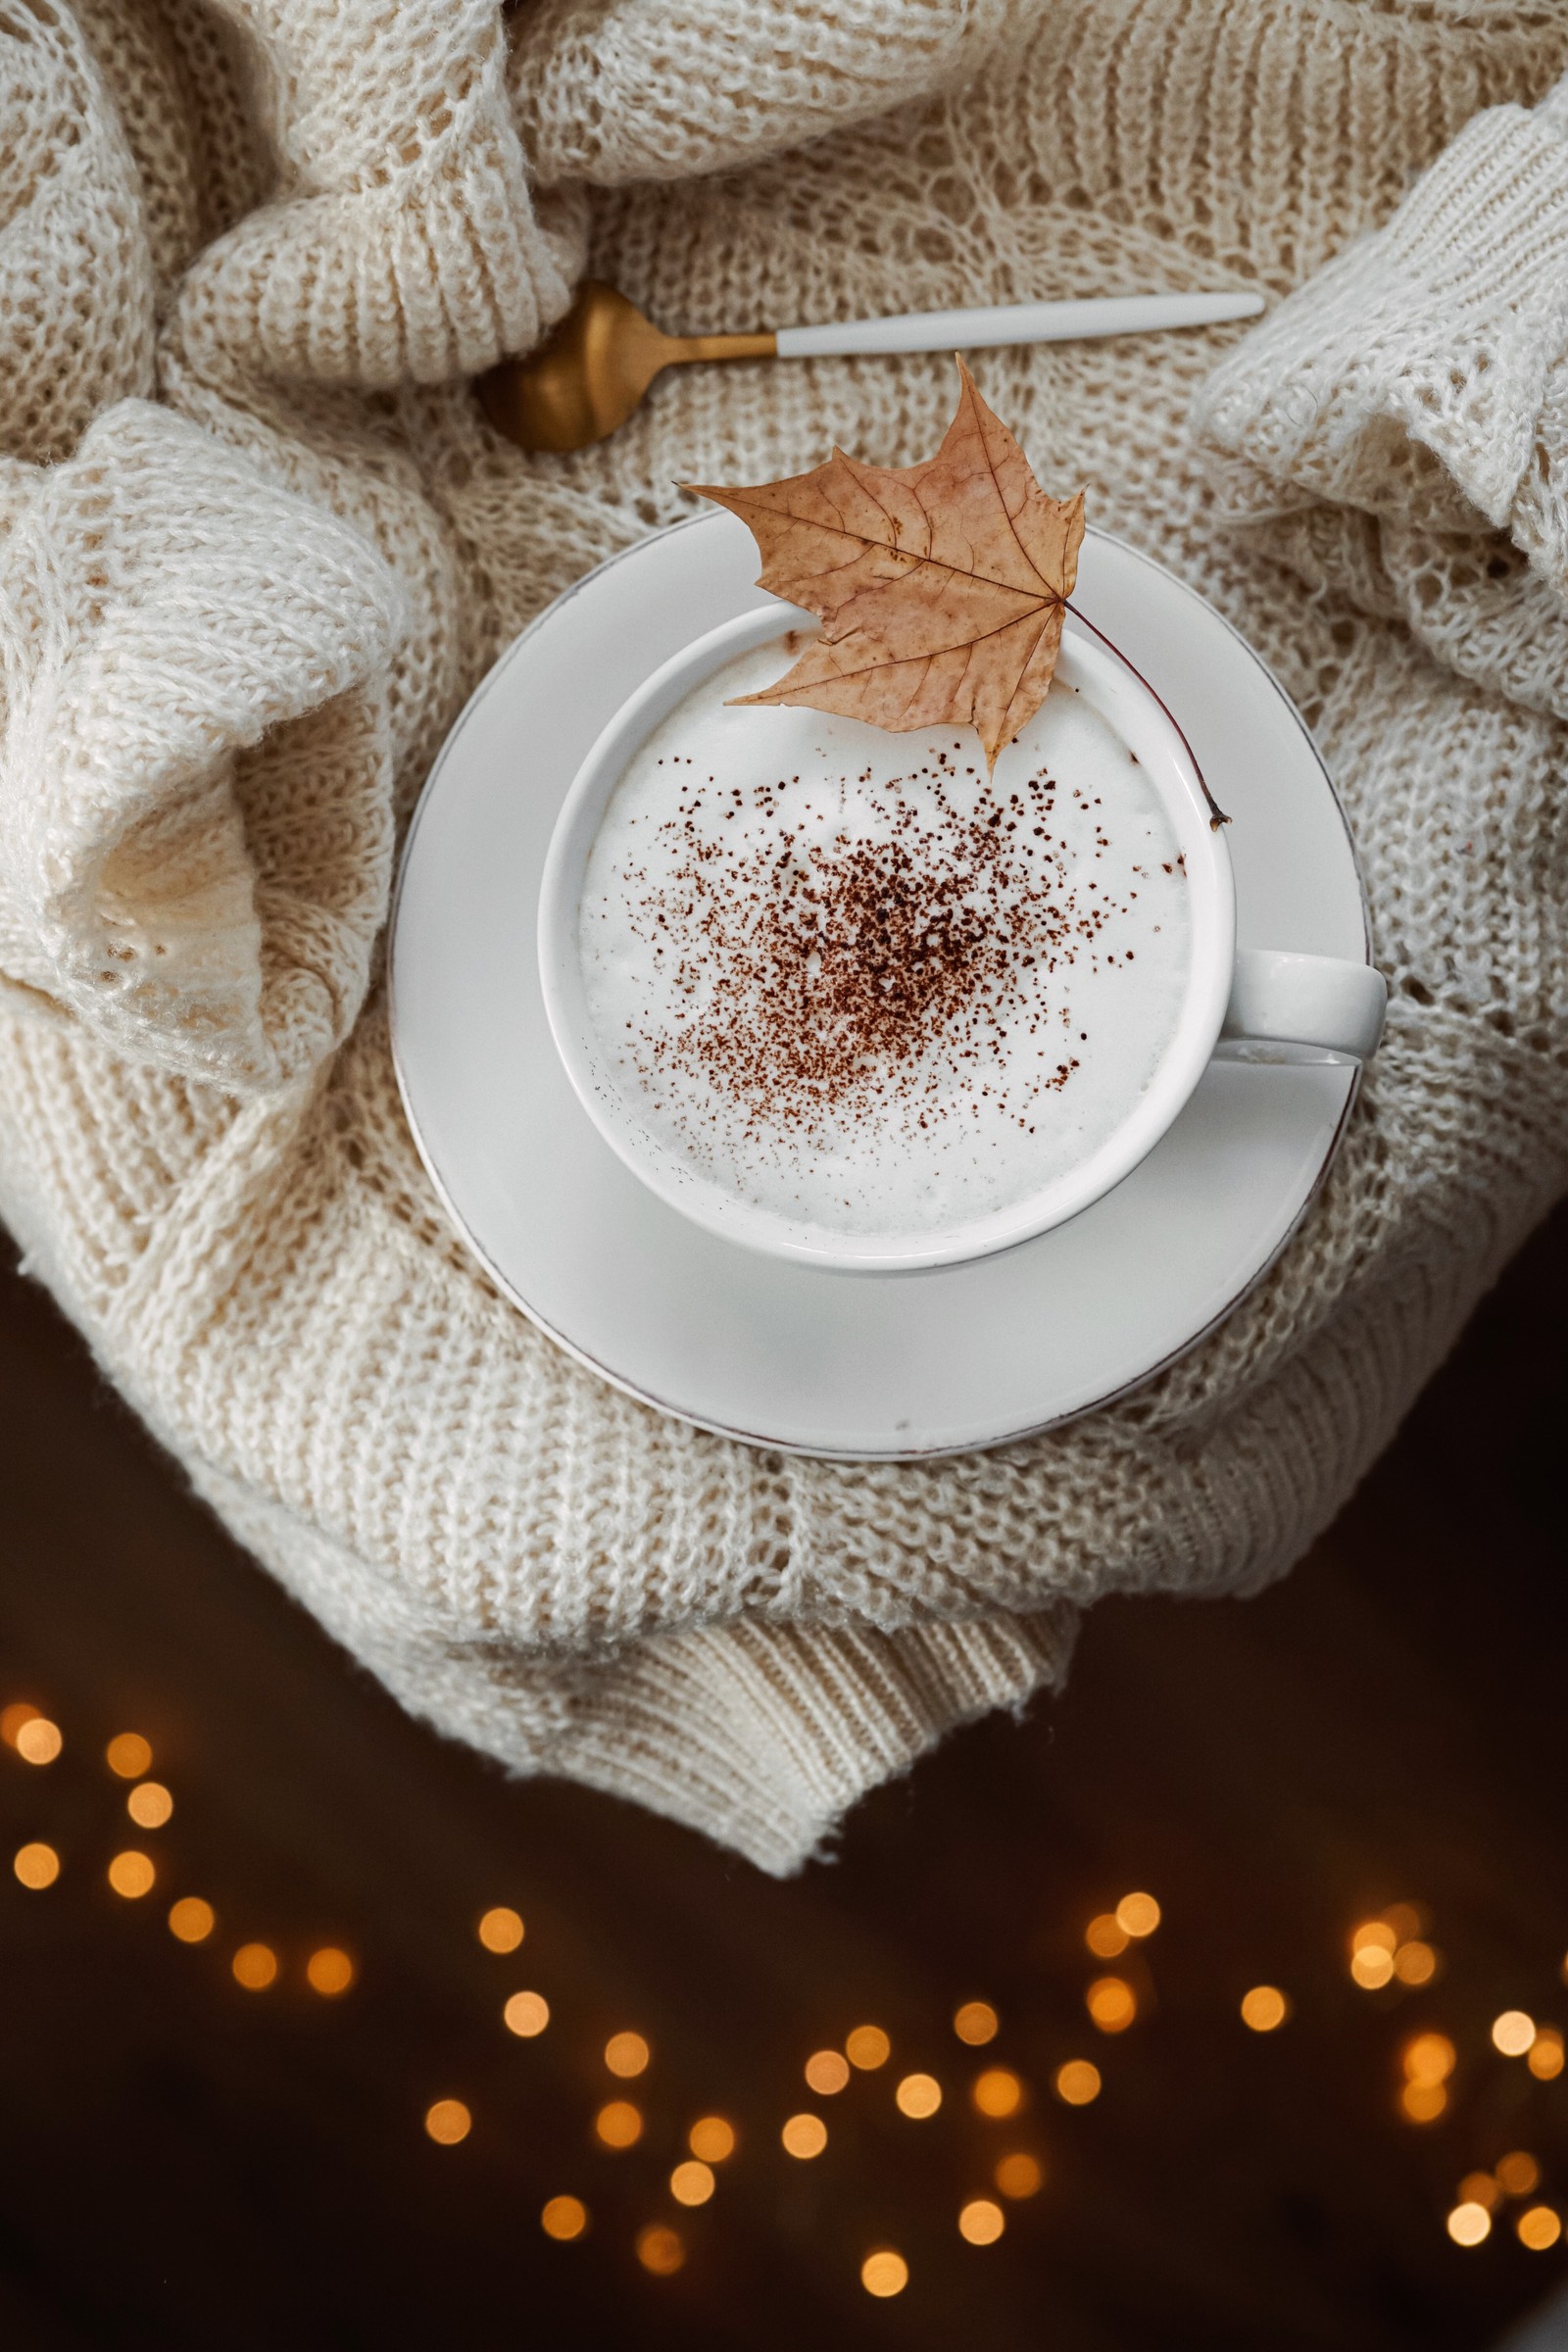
2,1196,1567,2352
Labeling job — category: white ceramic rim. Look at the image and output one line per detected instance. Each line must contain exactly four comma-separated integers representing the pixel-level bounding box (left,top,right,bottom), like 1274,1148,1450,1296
538,605,1236,1272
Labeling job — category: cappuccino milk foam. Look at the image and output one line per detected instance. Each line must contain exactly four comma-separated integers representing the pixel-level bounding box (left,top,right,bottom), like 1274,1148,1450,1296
578,641,1192,1239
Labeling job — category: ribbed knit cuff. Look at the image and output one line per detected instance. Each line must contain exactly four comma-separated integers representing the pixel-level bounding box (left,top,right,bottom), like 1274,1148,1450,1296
1195,76,1568,535
172,1,585,387
546,1610,1078,1873
1378,97,1568,526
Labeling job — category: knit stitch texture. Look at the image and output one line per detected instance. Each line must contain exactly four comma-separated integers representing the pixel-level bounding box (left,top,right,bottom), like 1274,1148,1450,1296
2,0,1566,1872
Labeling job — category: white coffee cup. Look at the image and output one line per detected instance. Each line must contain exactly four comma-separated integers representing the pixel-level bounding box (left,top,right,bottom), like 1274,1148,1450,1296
539,606,1386,1272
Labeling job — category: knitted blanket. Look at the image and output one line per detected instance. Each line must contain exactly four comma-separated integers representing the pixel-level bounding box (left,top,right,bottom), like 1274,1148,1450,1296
3,0,1566,1872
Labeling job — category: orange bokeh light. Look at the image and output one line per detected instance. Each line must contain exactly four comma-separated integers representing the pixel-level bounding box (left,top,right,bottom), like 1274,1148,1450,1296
1530,2030,1565,2082
895,2073,943,2119
1403,2033,1456,2084
1086,1976,1136,2034
1054,2060,1102,2106
232,1942,278,1990
594,2100,642,2150
953,2001,999,2045
669,2160,714,2207
541,2195,587,2240
958,2198,1005,2246
972,2067,1024,2119
307,1946,354,1995
476,1907,524,1953
604,2032,650,2078
1241,1985,1290,2033
108,1850,155,1899
781,2113,827,2159
1115,1892,1160,1938
106,1734,153,1780
860,2251,907,2298
13,1841,59,1890
126,1783,172,1830
636,2225,684,2277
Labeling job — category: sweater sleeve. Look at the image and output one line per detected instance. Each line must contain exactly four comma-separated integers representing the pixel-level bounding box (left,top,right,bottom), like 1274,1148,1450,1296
173,0,586,388
0,403,403,1091
1191,74,1568,720
507,0,1019,189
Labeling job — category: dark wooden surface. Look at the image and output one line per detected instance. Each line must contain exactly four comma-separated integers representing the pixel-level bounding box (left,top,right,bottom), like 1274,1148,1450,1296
2,1200,1567,2351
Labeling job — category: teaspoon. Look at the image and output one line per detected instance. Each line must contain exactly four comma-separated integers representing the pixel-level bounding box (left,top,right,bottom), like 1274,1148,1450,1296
476,280,1264,454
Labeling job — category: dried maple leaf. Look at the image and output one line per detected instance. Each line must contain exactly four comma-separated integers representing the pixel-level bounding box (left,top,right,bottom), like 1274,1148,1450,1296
687,359,1087,770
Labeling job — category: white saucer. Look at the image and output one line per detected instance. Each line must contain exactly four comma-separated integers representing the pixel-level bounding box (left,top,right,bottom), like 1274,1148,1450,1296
390,514,1369,1460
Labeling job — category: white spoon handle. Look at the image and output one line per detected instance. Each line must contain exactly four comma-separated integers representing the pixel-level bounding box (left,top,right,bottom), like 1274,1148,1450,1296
774,290,1263,360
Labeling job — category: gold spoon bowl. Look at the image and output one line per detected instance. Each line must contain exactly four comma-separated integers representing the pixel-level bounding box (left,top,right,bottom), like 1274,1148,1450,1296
476,283,774,455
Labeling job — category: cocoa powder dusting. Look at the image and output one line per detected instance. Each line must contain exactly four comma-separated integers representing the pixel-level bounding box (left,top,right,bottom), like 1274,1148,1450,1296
608,744,1141,1151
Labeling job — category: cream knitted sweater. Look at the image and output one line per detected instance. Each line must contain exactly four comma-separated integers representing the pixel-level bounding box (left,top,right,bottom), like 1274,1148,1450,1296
3,0,1567,1873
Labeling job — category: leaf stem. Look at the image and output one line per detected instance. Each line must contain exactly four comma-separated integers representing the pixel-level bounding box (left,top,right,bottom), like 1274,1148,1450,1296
1064,601,1230,829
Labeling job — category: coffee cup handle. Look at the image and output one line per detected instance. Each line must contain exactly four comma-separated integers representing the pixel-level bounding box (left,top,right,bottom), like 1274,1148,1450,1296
1222,948,1388,1062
